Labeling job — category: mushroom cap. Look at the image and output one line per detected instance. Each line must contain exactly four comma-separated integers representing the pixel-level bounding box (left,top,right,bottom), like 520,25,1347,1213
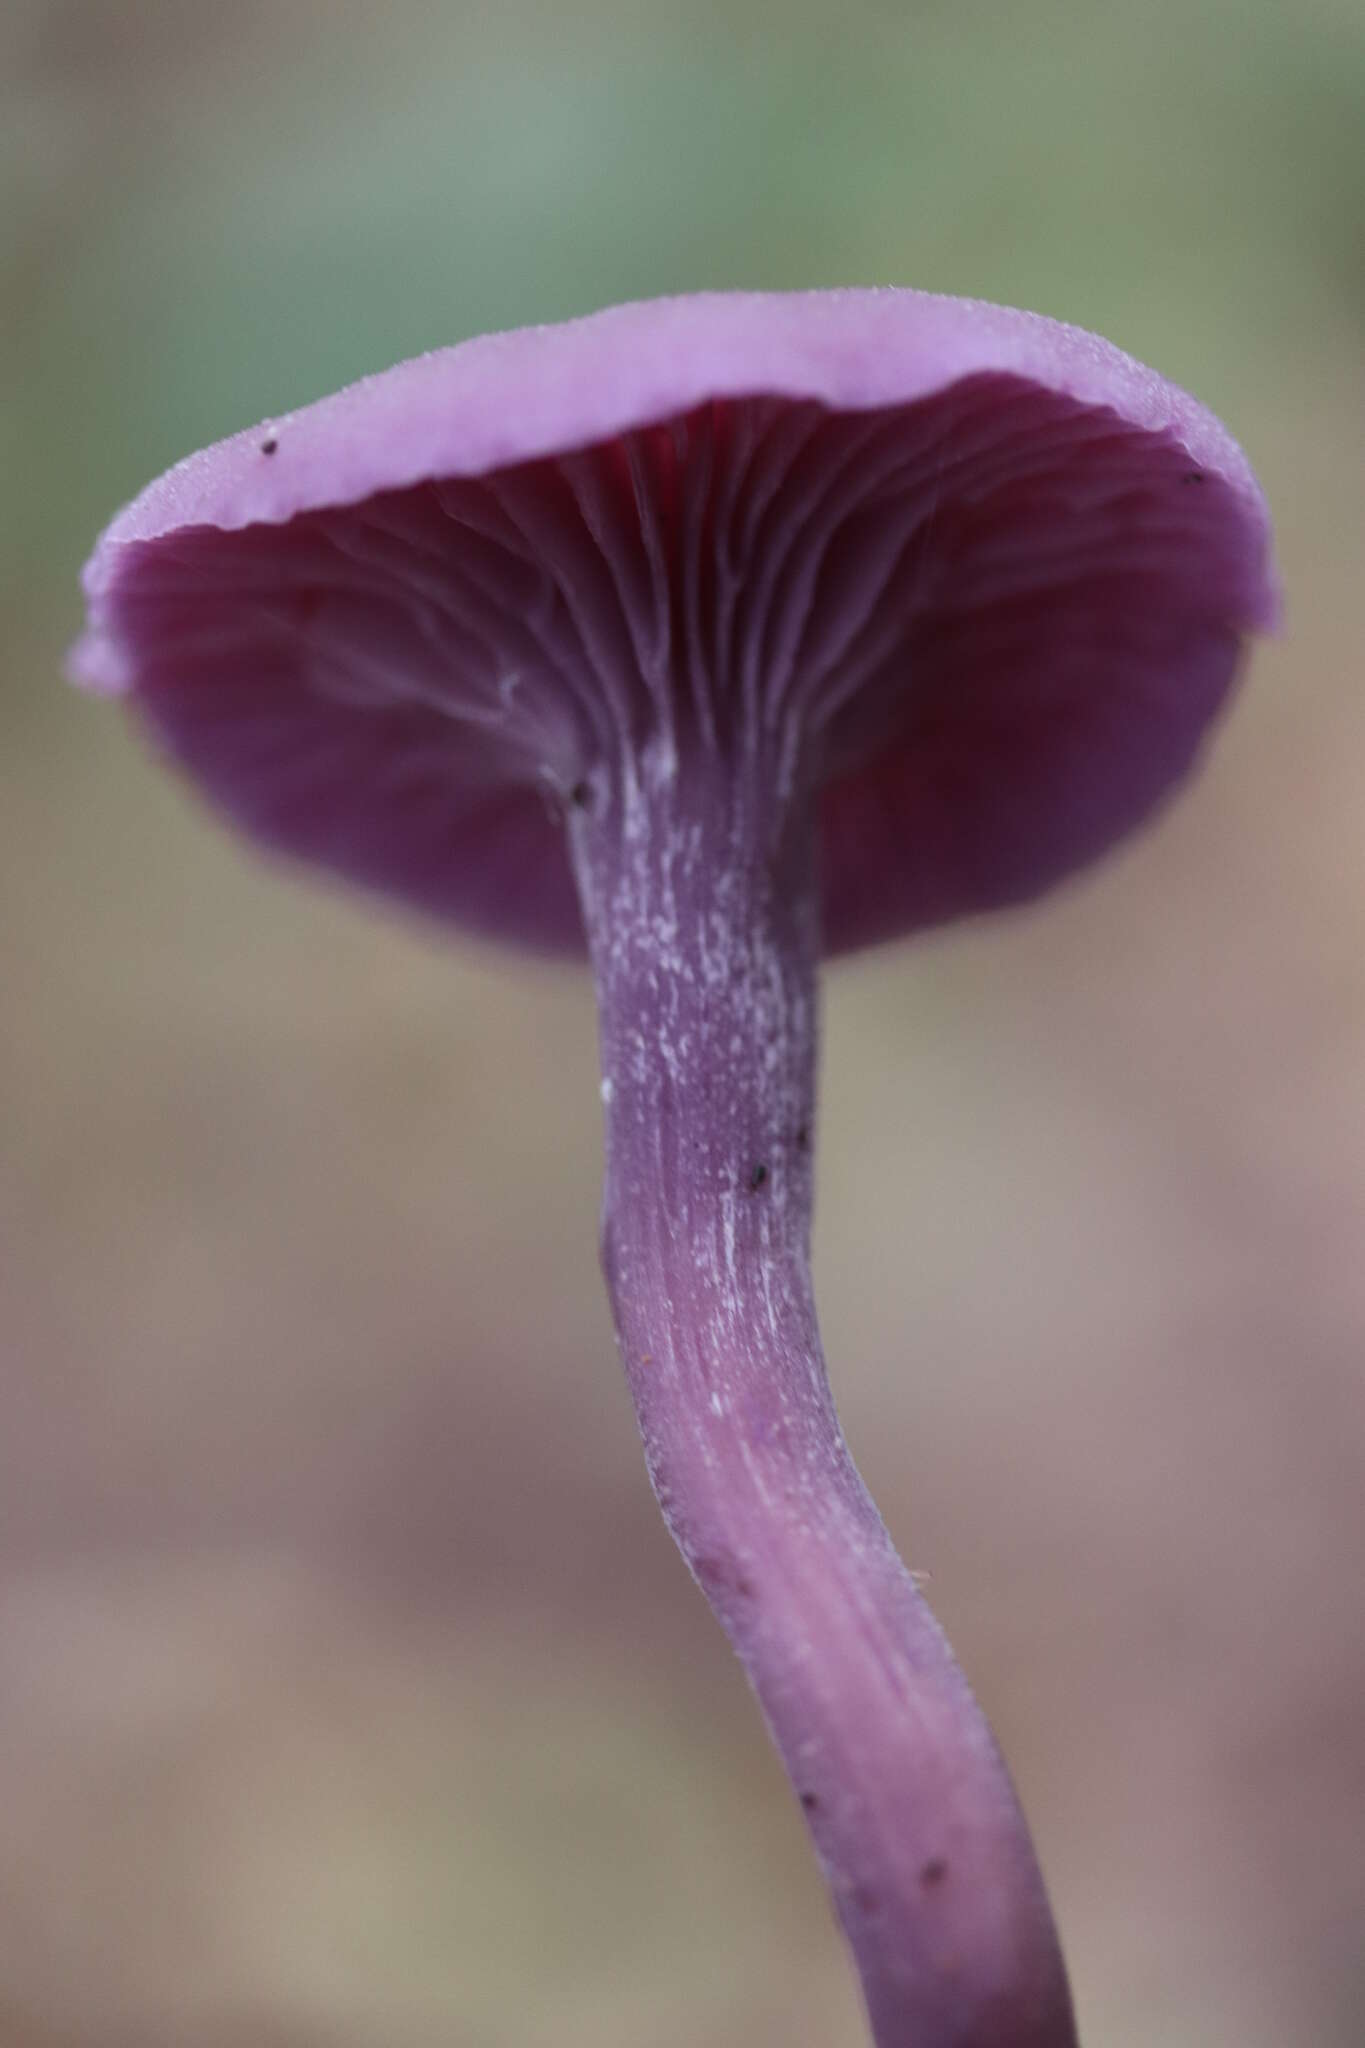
72,290,1277,953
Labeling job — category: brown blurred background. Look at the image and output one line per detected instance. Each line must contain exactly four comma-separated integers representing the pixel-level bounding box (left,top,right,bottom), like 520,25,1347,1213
3,3,1364,2042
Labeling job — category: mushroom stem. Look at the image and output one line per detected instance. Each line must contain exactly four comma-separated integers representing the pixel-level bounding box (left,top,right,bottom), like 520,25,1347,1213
571,750,1076,2048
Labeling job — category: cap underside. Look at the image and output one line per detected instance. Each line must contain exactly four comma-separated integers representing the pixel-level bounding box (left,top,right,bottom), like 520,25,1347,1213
74,292,1276,953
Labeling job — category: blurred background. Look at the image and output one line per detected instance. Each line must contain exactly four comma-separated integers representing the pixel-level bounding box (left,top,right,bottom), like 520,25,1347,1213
3,2,1364,2043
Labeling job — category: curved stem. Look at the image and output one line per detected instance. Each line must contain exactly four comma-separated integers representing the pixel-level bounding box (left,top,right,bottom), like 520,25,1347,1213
570,753,1076,2048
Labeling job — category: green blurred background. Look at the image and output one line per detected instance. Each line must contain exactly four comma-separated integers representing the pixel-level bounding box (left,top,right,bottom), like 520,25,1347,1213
3,3,1364,2043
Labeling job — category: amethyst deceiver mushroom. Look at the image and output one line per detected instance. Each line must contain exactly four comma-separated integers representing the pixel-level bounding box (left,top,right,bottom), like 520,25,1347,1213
72,290,1277,2047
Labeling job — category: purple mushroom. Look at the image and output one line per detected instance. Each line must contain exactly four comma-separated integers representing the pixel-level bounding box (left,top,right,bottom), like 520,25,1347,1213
72,291,1276,2047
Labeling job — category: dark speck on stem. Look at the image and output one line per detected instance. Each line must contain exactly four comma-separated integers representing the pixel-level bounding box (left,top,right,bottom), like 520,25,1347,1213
749,1162,769,1191
260,435,278,456
1182,469,1205,484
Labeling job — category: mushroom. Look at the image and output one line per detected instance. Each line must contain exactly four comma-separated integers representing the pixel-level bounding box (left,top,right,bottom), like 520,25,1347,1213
72,290,1277,2047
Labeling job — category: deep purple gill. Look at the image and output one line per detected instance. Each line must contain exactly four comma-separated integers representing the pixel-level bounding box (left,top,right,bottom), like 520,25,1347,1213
73,289,1275,953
